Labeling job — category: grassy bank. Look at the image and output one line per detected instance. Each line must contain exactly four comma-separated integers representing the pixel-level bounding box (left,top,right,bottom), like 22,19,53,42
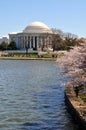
0,52,63,60
0,54,57,61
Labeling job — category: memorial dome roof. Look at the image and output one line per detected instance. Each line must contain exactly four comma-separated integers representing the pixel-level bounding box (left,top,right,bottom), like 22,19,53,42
23,21,53,34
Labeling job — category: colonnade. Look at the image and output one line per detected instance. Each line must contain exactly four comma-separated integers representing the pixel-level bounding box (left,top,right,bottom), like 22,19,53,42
17,34,52,50
9,34,52,51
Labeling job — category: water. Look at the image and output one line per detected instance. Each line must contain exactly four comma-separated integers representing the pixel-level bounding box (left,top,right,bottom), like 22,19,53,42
0,60,77,130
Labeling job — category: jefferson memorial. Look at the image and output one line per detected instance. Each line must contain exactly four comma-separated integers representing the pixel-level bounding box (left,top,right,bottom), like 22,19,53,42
9,21,53,51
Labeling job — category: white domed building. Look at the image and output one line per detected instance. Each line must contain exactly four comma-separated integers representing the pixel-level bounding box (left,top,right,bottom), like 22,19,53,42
9,21,53,51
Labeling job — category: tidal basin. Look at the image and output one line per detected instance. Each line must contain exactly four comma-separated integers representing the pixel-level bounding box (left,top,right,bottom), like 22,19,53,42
0,60,78,130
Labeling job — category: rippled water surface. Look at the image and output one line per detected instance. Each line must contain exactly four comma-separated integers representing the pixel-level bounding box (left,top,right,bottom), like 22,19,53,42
0,60,78,130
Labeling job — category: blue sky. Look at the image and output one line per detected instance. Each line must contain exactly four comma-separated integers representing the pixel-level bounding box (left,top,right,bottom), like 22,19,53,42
0,0,86,38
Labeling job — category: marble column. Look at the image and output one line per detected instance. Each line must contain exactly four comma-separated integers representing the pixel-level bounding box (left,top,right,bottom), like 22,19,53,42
27,36,28,48
23,36,25,48
19,36,22,48
23,36,24,48
28,36,30,48
30,36,31,48
33,36,35,48
37,36,39,48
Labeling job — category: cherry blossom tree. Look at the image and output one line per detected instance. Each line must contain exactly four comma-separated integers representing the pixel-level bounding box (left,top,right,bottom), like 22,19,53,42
57,40,86,87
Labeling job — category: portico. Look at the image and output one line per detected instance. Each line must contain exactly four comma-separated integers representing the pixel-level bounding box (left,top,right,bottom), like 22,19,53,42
9,21,53,51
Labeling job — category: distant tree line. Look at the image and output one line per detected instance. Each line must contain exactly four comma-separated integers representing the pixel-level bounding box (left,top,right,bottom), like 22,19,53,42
0,41,17,51
52,33,82,51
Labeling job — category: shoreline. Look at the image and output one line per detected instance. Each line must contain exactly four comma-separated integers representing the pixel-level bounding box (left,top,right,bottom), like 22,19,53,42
65,86,86,130
0,57,57,61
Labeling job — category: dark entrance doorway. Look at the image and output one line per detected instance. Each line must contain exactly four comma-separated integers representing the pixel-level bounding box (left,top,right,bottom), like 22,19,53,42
35,36,37,50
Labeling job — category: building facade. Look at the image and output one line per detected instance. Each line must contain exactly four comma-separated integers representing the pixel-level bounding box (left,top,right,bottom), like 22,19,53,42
9,21,53,51
0,37,9,44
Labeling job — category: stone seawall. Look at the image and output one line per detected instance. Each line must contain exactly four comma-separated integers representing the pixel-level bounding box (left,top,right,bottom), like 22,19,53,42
65,86,86,130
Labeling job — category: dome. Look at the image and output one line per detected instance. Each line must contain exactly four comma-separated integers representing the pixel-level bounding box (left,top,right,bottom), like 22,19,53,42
23,21,53,34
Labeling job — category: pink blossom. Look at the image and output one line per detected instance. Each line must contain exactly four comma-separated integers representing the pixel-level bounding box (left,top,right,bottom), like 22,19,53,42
57,41,86,86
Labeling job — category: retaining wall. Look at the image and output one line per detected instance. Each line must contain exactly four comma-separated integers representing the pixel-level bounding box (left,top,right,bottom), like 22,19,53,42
65,86,86,130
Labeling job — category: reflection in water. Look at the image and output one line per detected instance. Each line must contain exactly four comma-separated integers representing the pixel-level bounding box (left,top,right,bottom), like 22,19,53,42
0,60,78,130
